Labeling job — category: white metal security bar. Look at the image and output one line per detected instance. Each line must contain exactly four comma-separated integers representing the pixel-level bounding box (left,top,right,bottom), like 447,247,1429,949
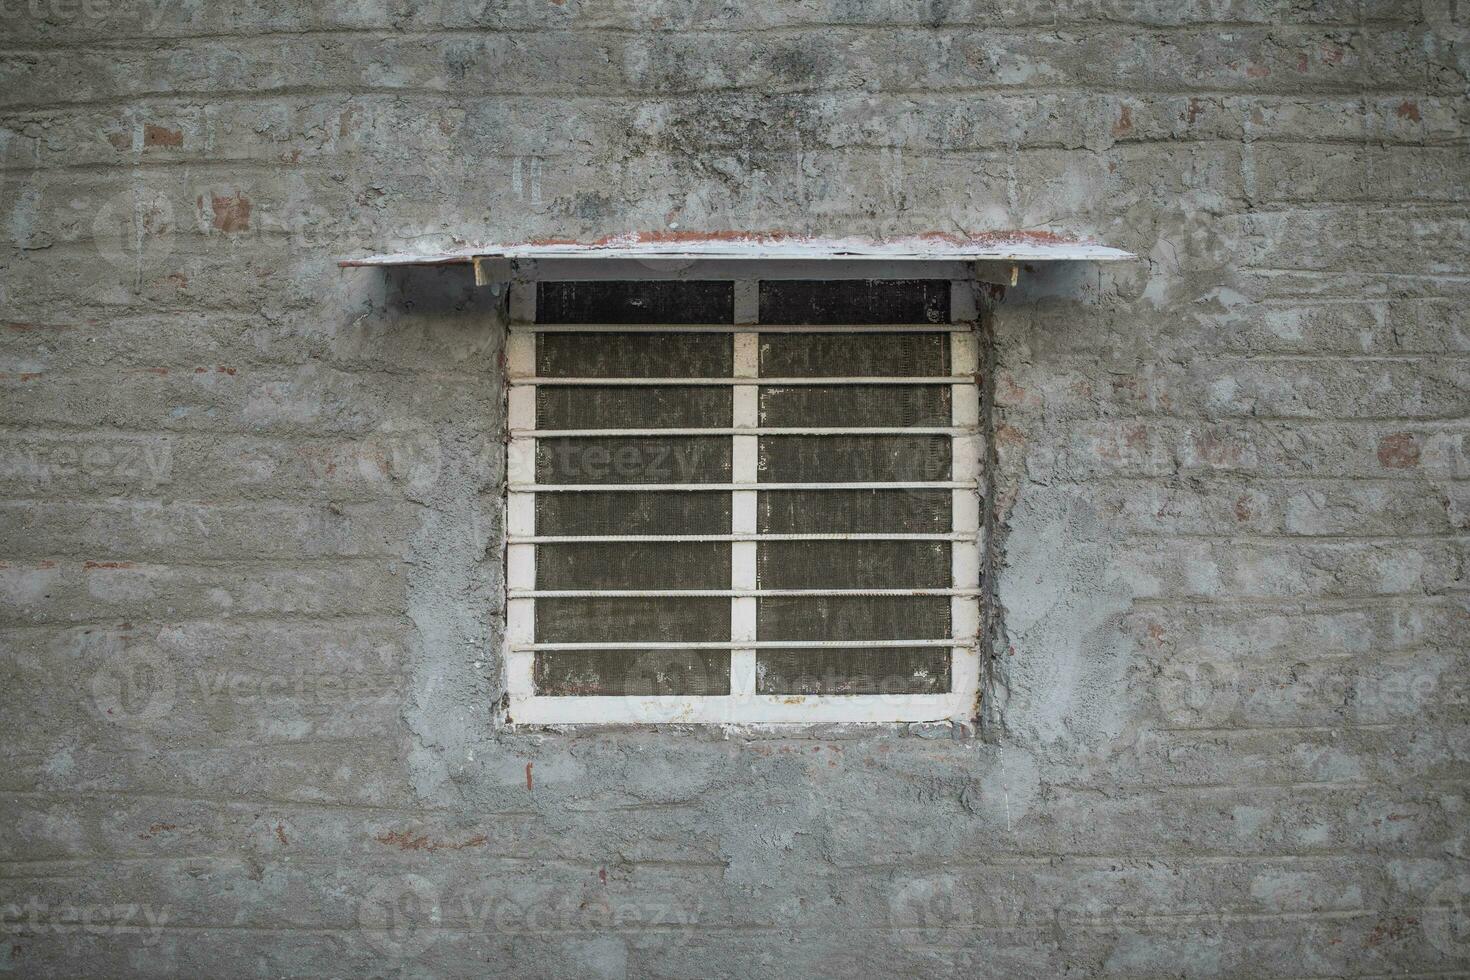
509,534,977,542
514,428,976,437
514,323,974,333
509,589,983,598
510,376,974,386
510,482,979,492
515,640,974,650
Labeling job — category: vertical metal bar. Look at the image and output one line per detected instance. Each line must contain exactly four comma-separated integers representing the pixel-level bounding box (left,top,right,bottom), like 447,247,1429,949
506,277,538,705
731,280,760,700
950,280,982,713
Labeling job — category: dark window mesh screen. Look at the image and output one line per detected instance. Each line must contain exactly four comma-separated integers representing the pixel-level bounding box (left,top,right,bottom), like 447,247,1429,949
538,542,732,590
761,385,950,427
757,649,950,695
758,435,951,483
536,651,731,696
538,332,732,377
759,490,951,533
537,492,730,536
526,281,968,700
758,596,952,639
537,281,734,324
758,280,949,324
537,436,731,484
538,386,733,429
760,332,949,375
758,541,951,590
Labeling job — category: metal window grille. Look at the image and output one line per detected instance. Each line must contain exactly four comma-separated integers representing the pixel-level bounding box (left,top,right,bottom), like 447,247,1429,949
504,278,983,724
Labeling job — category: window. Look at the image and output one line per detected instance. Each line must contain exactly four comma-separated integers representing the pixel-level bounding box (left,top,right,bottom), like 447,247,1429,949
504,277,982,724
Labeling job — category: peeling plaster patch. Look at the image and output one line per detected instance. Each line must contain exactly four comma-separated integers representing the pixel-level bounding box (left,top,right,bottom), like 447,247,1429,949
998,486,1134,748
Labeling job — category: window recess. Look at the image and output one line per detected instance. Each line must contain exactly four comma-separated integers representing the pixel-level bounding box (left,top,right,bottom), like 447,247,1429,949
340,233,1133,727
504,278,983,725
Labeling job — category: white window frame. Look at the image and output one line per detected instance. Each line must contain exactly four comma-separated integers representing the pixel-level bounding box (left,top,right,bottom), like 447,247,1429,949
503,275,983,725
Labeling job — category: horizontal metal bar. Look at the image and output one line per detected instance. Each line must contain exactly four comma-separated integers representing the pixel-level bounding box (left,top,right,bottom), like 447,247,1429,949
513,427,977,438
509,533,976,543
510,588,981,598
515,639,973,651
509,376,976,386
506,692,972,724
513,323,973,333
510,482,978,492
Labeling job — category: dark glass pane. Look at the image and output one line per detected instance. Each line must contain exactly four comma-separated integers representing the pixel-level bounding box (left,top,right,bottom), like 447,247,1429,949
538,386,732,429
760,385,950,427
537,597,729,642
537,492,730,535
757,649,950,694
759,435,951,483
758,596,950,640
538,332,732,378
758,280,949,324
537,281,734,324
759,333,949,376
536,650,730,696
537,543,730,590
759,541,950,590
537,436,731,484
759,489,952,533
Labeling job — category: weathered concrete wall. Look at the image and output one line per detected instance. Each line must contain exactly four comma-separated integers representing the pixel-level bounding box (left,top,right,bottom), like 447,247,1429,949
2,1,1468,976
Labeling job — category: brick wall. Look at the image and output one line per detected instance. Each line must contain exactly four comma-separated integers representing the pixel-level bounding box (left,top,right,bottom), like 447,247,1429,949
1,1,1467,976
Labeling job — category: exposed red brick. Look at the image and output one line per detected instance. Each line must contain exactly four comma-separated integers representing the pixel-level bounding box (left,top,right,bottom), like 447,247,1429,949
1376,432,1420,469
1396,100,1421,122
1112,105,1133,136
1193,431,1243,467
1233,495,1252,522
209,192,252,233
143,124,183,148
